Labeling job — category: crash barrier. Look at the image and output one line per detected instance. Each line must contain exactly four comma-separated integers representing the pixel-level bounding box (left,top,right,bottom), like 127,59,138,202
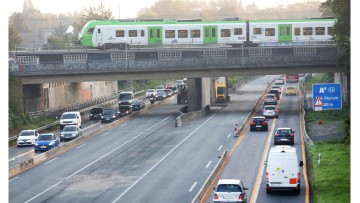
175,105,210,127
191,150,227,203
9,96,175,179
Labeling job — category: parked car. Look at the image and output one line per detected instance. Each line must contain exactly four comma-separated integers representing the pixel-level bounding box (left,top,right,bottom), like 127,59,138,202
285,86,297,95
163,89,173,97
269,89,280,100
213,179,248,203
275,79,285,85
249,116,268,131
60,125,82,141
156,90,167,101
266,146,302,194
274,127,295,145
17,130,39,147
59,111,81,130
101,108,120,123
132,99,145,111
90,107,103,120
264,94,277,105
262,105,279,118
34,133,60,152
145,89,157,98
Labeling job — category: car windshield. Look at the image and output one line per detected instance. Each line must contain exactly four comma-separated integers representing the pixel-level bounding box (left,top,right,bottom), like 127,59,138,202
38,134,53,141
265,106,276,110
253,118,264,122
147,89,155,93
119,94,131,100
61,113,76,119
133,100,142,104
270,90,278,93
63,126,77,131
266,95,275,99
217,184,242,192
103,109,115,115
91,108,102,114
19,131,34,136
287,87,295,90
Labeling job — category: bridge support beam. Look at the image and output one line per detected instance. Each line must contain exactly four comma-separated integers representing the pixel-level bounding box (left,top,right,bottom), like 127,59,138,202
187,78,211,112
22,84,42,112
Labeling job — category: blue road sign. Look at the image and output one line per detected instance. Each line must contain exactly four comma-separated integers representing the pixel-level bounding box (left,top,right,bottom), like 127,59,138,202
312,83,342,110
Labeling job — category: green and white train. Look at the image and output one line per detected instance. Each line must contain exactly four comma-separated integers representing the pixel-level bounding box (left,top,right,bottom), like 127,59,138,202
79,18,335,49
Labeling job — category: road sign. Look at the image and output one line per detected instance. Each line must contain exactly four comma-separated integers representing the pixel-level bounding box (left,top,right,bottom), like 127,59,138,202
312,83,342,110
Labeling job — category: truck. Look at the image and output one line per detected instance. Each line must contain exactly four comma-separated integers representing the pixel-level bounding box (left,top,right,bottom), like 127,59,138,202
177,84,188,104
215,80,230,103
118,91,134,115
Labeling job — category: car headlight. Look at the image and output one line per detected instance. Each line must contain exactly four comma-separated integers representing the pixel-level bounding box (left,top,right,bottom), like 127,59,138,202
101,116,104,118
48,141,54,146
35,143,39,146
90,114,93,116
112,115,116,118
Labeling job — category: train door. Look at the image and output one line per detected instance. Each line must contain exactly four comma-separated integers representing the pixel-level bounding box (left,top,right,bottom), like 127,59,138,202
148,27,162,45
95,28,102,45
203,26,218,44
278,24,292,42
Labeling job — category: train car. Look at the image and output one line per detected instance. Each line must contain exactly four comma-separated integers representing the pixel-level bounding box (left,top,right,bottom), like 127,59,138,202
79,18,335,49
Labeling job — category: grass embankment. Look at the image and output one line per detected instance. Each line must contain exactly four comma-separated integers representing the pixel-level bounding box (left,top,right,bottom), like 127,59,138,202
305,73,350,203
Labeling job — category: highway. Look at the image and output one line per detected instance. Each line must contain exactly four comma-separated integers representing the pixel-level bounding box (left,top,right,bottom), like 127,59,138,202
8,75,312,203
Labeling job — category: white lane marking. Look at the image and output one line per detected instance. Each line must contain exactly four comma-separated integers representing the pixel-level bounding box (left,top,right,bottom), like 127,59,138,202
205,161,212,169
24,181,63,203
101,132,109,137
23,116,172,203
111,114,216,203
44,158,57,165
9,150,34,162
189,182,198,192
217,145,223,151
120,123,127,127
241,116,244,119
227,133,231,138
76,144,86,149
9,177,19,182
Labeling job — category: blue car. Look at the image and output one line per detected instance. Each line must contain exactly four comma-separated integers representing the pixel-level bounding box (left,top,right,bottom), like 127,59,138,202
34,133,60,152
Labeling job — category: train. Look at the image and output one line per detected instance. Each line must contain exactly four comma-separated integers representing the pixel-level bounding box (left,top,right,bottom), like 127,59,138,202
78,17,335,49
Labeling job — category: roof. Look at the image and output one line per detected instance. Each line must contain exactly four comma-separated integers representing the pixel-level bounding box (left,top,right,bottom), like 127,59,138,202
270,146,296,153
253,116,266,119
218,179,241,185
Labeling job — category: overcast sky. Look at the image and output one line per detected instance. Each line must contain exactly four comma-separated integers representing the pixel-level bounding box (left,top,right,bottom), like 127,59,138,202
9,0,325,18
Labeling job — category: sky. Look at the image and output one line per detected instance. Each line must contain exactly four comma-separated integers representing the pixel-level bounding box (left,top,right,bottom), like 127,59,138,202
9,0,325,18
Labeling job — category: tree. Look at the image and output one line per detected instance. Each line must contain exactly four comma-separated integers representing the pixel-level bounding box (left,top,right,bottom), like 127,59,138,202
9,23,23,51
77,3,113,30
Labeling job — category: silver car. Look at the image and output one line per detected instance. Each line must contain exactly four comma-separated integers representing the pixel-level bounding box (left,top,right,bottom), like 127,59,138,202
262,105,279,118
213,179,248,202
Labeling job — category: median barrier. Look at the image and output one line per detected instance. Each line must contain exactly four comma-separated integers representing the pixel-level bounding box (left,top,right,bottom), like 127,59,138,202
175,105,210,127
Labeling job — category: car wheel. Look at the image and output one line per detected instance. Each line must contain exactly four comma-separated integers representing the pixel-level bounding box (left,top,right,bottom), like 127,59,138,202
276,115,278,118
265,127,268,131
266,188,271,194
17,145,21,148
250,127,253,131
274,140,277,145
295,187,300,195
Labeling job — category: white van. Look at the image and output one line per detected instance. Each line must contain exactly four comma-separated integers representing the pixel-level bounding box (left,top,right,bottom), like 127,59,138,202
265,146,303,194
60,111,81,130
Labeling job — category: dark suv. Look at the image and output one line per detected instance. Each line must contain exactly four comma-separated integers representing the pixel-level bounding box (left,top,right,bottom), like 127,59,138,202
90,107,103,120
269,89,280,100
249,116,268,131
274,127,295,145
101,108,120,123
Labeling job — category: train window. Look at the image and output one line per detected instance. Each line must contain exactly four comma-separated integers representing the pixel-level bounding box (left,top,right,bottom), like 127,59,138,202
157,29,160,38
178,30,188,38
294,27,301,36
315,27,325,35
205,28,209,37
150,29,153,38
328,27,334,35
234,28,242,35
141,30,145,37
165,30,175,38
253,28,262,35
116,30,124,37
265,28,275,36
221,29,231,37
303,27,313,35
212,28,216,37
191,29,201,38
129,30,137,37
87,28,94,34
98,29,101,33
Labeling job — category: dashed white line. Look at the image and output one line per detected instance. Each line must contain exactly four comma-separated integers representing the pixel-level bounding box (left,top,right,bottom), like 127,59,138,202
218,145,223,151
120,123,127,127
205,161,212,169
76,144,86,149
9,176,19,182
227,133,231,138
189,182,198,192
44,158,57,165
101,132,109,137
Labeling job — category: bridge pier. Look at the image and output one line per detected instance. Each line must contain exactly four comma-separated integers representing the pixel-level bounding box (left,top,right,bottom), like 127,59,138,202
22,84,42,112
334,72,350,105
187,78,211,112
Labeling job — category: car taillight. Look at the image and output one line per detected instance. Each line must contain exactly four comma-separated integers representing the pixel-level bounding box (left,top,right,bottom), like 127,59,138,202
297,172,301,182
263,121,267,125
274,110,278,113
266,172,269,181
214,193,218,200
274,133,278,136
251,121,255,125
290,133,294,136
239,193,243,201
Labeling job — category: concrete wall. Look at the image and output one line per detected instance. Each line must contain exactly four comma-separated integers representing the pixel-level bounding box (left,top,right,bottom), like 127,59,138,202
23,84,42,112
201,78,211,108
187,78,202,112
334,72,350,105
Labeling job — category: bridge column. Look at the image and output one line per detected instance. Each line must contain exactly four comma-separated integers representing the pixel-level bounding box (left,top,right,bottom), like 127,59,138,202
334,72,350,105
187,78,211,112
22,84,42,112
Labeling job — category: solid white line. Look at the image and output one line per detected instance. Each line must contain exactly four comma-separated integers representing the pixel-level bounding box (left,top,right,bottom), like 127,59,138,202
101,132,109,137
241,116,244,119
24,116,172,203
76,144,86,149
205,161,212,169
111,114,216,203
217,145,223,151
9,176,19,182
120,123,127,127
44,158,57,165
83,122,100,130
227,133,231,138
189,182,198,192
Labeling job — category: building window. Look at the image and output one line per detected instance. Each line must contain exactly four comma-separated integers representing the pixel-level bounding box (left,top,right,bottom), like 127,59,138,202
234,28,242,35
303,27,313,35
191,29,200,38
129,30,137,37
221,29,231,37
253,28,262,35
178,30,188,38
116,30,124,37
265,28,275,36
165,30,175,38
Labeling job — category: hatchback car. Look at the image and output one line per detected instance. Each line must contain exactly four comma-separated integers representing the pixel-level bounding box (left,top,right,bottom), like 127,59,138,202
264,94,277,105
101,108,120,123
262,105,279,118
156,90,167,101
17,130,39,147
90,107,103,120
145,89,157,98
60,125,82,141
164,89,173,97
275,79,285,85
268,89,280,100
271,85,282,94
285,86,297,95
249,116,268,131
274,127,295,145
132,99,145,111
213,179,248,203
34,133,60,152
